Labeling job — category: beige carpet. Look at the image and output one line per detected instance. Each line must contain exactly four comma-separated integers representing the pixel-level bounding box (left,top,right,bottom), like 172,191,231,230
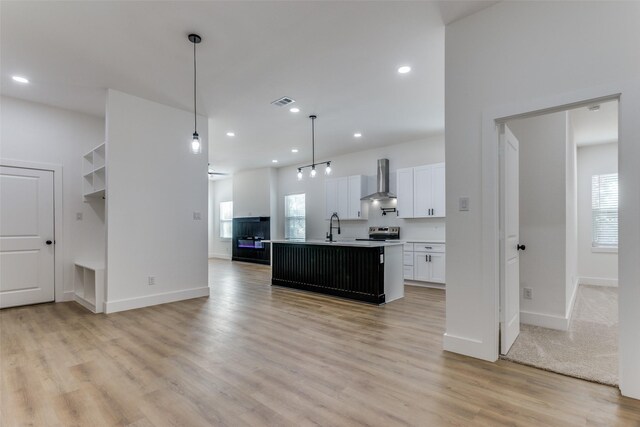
503,284,618,386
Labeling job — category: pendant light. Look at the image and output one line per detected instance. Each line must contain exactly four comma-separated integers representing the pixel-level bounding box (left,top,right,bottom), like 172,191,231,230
188,33,202,154
296,115,332,180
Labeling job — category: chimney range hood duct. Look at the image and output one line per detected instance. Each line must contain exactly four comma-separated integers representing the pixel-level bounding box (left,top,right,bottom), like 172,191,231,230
361,159,397,201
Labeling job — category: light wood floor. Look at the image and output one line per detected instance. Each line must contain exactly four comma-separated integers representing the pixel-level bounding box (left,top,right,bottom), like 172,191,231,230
1,259,639,426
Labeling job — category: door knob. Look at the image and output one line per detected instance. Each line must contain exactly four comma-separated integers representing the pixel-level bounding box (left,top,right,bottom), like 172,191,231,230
517,244,526,251
46,240,53,245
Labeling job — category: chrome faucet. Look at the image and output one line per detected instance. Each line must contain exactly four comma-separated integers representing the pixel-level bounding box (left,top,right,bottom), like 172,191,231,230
327,212,341,242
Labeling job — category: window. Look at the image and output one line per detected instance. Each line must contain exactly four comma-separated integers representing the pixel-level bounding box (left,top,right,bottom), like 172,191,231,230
284,193,306,240
592,173,618,248
220,201,233,239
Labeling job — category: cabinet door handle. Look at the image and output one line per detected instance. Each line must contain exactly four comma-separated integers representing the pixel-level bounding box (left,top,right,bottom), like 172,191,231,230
426,254,428,262
429,255,432,262
358,211,360,217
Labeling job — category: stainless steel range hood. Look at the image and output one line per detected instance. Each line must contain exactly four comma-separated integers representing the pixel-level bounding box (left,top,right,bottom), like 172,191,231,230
361,159,397,201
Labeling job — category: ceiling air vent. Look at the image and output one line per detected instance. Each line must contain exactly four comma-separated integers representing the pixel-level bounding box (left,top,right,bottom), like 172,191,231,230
271,96,295,107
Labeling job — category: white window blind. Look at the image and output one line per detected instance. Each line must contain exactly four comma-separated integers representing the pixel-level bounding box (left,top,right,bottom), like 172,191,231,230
592,173,618,247
284,194,305,240
220,201,233,239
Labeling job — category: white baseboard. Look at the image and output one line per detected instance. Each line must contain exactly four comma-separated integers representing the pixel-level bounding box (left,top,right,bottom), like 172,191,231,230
565,277,579,325
579,276,618,287
520,310,569,331
104,286,210,314
209,253,231,260
59,291,75,302
443,333,496,362
405,280,445,290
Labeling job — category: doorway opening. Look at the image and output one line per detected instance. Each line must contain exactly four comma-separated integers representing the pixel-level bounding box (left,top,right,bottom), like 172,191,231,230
498,99,619,386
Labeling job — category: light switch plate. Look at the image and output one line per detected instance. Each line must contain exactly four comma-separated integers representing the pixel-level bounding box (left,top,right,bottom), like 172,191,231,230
459,197,470,211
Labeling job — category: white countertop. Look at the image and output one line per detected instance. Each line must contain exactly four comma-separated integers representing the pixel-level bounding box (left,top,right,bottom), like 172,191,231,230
266,239,404,247
404,240,446,244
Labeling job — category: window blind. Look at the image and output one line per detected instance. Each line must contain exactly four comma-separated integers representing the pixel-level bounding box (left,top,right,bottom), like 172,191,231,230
284,194,305,240
592,173,618,247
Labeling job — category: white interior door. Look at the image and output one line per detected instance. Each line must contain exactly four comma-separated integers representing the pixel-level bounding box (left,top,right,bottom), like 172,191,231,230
500,125,521,354
0,166,55,308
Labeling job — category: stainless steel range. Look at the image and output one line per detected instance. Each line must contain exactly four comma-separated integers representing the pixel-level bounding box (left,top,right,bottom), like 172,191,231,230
356,226,400,241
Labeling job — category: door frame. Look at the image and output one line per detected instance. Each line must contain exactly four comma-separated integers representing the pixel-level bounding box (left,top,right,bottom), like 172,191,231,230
481,82,640,398
0,158,64,303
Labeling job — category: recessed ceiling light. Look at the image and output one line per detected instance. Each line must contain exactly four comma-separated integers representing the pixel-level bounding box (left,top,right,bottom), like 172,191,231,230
289,107,300,113
226,131,235,137
291,148,299,153
12,75,29,83
354,133,362,138
272,159,278,163
397,66,411,74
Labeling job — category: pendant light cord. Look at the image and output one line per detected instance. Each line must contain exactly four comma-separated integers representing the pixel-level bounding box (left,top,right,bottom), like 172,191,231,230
193,41,197,133
311,116,315,166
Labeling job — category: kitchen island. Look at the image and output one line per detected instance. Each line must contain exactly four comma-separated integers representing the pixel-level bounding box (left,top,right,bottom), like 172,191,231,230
267,240,404,304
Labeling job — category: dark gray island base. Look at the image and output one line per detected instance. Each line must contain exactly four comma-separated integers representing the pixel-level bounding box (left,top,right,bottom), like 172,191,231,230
269,241,404,304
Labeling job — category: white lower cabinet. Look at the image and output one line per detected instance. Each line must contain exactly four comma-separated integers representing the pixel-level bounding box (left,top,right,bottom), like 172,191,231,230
403,242,445,284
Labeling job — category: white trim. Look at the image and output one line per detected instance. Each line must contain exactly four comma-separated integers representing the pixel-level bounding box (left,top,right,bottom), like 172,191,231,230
0,158,64,303
104,286,210,314
209,253,231,260
405,281,445,290
479,82,640,398
443,333,495,361
566,277,579,325
579,276,618,287
520,310,569,331
62,291,75,302
591,246,618,253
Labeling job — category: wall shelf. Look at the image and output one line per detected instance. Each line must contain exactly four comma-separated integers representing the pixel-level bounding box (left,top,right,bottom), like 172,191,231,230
83,142,106,198
74,261,105,313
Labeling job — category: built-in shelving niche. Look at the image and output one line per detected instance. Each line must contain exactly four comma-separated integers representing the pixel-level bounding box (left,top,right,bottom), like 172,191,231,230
83,142,106,198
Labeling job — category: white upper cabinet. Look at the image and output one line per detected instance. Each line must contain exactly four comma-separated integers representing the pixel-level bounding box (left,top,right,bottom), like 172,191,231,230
325,175,368,220
413,165,434,218
396,167,414,219
347,175,367,219
397,163,445,218
431,163,446,217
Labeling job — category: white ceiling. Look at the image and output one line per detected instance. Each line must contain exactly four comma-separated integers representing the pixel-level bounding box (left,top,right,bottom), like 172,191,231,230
571,100,618,147
1,1,496,174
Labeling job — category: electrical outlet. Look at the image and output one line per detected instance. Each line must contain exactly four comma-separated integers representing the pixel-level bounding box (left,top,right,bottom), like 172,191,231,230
193,211,202,220
523,287,533,300
148,276,156,286
76,212,83,221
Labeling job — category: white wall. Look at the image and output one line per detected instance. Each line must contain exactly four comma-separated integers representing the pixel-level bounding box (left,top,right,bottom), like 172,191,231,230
445,1,640,398
105,90,208,312
232,168,277,218
508,112,570,323
208,178,232,259
577,142,618,284
0,96,105,299
275,136,445,242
